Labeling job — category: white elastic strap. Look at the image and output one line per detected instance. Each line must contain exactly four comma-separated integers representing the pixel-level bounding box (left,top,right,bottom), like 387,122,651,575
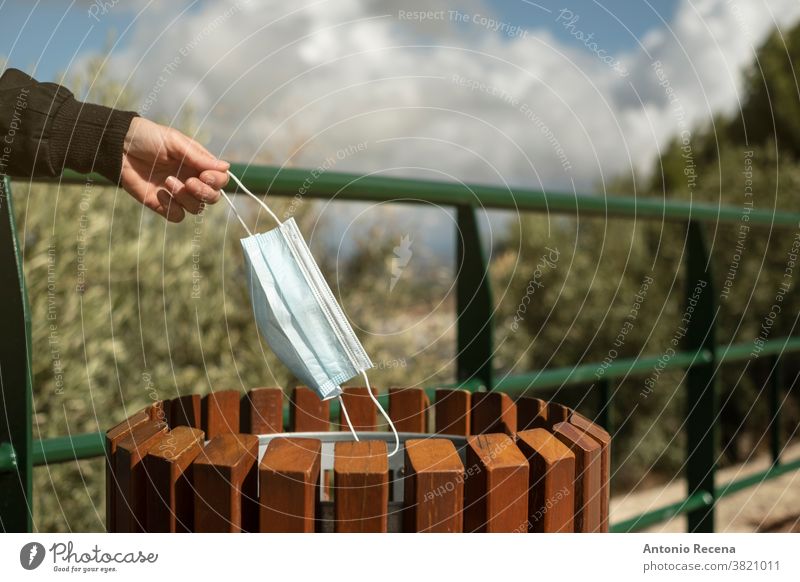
219,189,253,235
338,395,359,442
219,170,282,234
361,370,400,458
225,170,282,226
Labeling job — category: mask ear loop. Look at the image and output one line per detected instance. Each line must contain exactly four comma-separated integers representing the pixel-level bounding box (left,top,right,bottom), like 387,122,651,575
220,172,398,455
361,370,400,457
224,170,283,226
338,396,359,442
219,189,254,235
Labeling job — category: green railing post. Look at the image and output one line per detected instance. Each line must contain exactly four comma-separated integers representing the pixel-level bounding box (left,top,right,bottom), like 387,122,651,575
769,355,783,465
455,205,493,390
684,220,717,533
0,176,34,532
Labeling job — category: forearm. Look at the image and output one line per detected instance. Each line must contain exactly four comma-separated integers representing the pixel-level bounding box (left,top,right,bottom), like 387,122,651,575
0,68,138,183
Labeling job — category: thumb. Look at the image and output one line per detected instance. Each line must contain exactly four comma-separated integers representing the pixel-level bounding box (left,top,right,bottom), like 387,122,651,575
170,130,229,173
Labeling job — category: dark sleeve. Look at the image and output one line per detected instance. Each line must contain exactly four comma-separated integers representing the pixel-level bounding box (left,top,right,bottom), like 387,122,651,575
0,68,138,183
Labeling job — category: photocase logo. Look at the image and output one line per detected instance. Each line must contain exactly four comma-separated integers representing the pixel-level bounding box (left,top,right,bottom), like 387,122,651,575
390,234,413,292
19,542,46,570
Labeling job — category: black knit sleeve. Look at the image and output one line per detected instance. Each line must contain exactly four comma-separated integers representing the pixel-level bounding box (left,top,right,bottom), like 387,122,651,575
0,68,138,183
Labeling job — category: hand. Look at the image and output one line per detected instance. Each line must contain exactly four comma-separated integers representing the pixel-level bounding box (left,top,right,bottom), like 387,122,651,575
120,117,229,222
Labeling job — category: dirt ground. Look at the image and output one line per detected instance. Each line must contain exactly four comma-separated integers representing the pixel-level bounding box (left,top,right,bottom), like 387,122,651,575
610,442,800,532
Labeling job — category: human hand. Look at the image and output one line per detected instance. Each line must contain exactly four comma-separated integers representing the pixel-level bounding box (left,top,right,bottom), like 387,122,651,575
120,117,229,222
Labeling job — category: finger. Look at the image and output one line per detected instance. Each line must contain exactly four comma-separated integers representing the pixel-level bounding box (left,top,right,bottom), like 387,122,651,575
156,189,187,223
183,176,220,205
142,192,177,222
173,178,208,214
170,130,229,173
198,169,229,191
165,175,203,214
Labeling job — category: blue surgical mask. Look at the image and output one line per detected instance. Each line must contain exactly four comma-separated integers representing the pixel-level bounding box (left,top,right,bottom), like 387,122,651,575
220,171,399,455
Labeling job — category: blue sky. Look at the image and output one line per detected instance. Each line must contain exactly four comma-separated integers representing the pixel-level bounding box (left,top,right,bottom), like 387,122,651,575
495,0,678,52
2,0,679,82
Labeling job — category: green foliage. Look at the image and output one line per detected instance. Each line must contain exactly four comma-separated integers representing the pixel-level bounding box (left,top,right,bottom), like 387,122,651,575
735,24,800,158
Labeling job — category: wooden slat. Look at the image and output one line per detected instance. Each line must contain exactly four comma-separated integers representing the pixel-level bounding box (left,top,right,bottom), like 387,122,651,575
170,394,201,429
290,386,330,432
464,433,529,532
201,390,240,439
403,438,464,532
552,422,602,533
259,437,321,532
570,411,612,532
147,401,168,425
389,388,429,432
334,440,388,532
144,426,204,532
338,387,378,431
113,421,168,532
547,402,570,427
241,387,283,434
105,409,151,532
516,428,575,533
193,433,259,532
471,392,517,435
434,389,471,435
517,396,548,431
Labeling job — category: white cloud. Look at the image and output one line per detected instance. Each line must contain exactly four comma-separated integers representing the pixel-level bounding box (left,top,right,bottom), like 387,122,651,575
101,0,800,193
89,0,800,250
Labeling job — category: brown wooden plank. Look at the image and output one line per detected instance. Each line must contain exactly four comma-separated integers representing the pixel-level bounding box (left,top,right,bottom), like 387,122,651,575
241,387,284,434
334,440,388,532
403,438,464,532
170,394,201,429
569,411,612,532
434,389,471,435
547,402,570,427
114,421,168,532
552,422,602,533
290,386,330,432
105,409,151,532
259,437,321,532
389,388,429,432
201,390,240,439
464,433,529,532
338,387,378,431
471,392,517,435
147,401,168,425
144,426,204,532
193,433,259,532
516,428,575,533
517,396,548,431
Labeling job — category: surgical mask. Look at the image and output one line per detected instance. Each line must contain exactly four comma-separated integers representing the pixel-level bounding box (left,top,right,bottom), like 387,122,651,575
220,171,399,456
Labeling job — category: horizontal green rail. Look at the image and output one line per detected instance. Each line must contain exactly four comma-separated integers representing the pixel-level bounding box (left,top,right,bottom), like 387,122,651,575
611,491,714,532
57,166,800,226
32,432,105,466
612,456,800,532
495,349,713,394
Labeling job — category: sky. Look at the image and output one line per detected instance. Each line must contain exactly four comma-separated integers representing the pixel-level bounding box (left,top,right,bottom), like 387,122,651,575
2,0,799,253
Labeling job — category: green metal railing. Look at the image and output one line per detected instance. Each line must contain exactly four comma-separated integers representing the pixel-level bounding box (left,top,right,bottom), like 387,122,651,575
1,164,798,533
